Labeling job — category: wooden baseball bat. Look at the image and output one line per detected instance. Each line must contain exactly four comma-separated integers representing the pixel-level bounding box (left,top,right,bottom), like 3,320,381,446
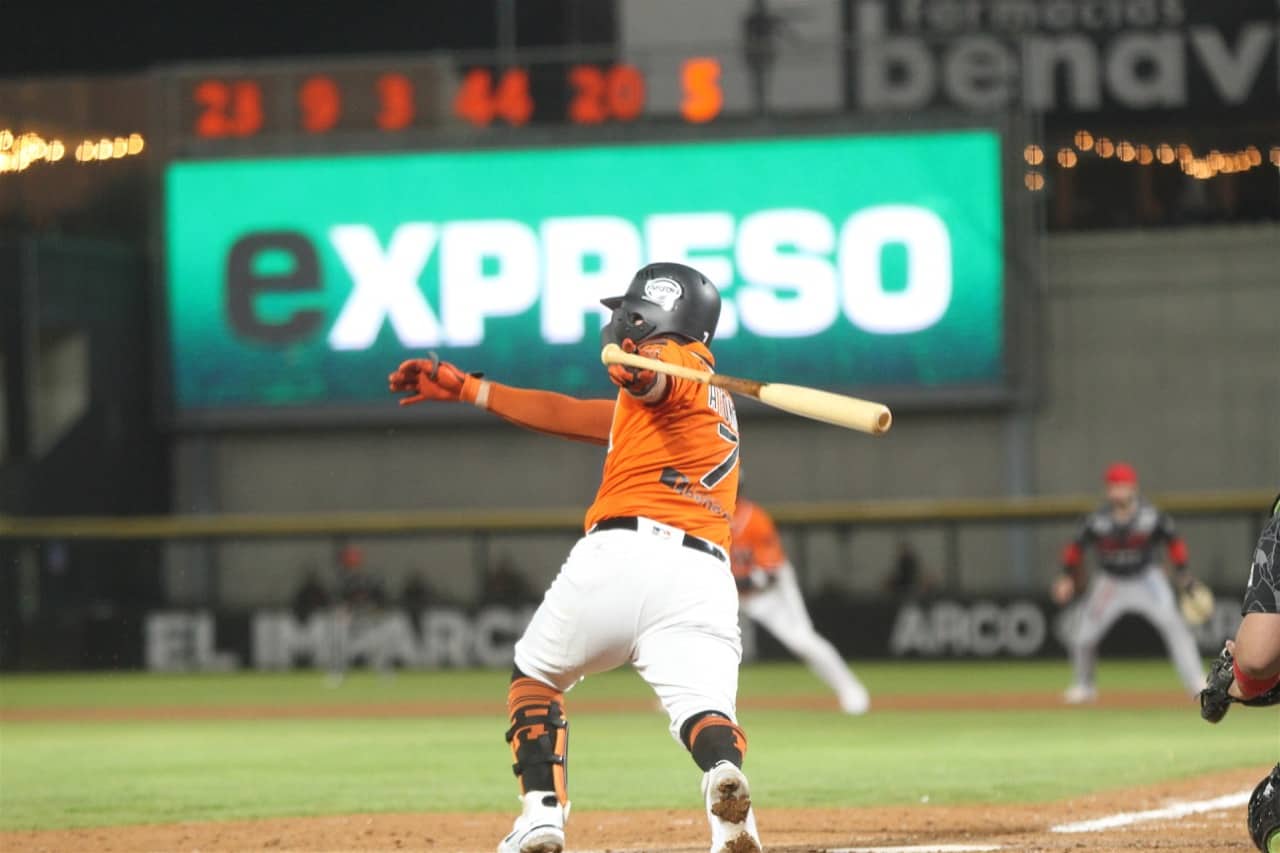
601,343,892,435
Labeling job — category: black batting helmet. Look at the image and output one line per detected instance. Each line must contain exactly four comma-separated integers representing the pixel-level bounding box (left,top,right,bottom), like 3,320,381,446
600,262,721,348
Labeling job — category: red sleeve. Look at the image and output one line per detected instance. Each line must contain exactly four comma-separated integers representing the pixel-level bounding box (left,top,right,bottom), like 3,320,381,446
1167,537,1189,568
1061,541,1084,569
473,380,614,445
1234,658,1280,700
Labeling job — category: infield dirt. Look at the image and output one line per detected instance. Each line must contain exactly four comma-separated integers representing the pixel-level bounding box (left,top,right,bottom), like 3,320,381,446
2,767,1259,851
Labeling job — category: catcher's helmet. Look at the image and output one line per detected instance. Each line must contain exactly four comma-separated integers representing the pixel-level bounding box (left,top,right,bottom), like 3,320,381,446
600,262,721,347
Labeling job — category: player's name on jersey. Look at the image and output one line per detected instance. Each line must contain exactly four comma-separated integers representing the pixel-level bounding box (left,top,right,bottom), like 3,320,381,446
223,206,955,351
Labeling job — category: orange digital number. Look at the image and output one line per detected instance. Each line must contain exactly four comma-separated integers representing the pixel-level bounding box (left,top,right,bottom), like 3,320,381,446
569,64,645,124
299,75,341,133
606,64,645,120
231,81,264,136
495,67,534,125
376,73,415,131
680,58,722,124
454,68,534,127
194,79,263,138
455,68,495,125
194,80,231,138
568,65,607,124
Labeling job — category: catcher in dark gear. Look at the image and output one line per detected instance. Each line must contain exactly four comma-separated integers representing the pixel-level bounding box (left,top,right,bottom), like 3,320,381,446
1201,493,1280,722
1199,494,1280,851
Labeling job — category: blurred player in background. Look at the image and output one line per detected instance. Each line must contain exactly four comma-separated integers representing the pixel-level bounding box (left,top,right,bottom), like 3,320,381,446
390,262,762,853
326,543,390,686
732,490,870,714
1052,463,1205,702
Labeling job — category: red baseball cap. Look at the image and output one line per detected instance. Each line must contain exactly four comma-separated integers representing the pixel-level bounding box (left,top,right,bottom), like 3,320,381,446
1104,462,1138,485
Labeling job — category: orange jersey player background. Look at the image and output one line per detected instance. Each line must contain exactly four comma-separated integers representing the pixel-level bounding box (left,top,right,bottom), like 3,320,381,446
585,338,740,550
730,497,786,587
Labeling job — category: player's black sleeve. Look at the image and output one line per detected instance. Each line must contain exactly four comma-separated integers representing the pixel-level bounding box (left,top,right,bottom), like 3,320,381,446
1242,515,1280,616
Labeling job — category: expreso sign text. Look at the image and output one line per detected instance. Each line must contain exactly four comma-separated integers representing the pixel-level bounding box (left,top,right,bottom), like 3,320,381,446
227,206,954,349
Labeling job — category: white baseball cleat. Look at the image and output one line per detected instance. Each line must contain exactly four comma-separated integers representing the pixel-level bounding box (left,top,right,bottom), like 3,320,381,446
702,761,762,853
496,791,568,853
839,683,871,715
1063,684,1098,705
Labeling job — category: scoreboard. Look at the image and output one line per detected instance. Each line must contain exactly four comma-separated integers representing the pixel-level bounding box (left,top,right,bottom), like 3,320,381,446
155,48,1025,425
164,51,744,153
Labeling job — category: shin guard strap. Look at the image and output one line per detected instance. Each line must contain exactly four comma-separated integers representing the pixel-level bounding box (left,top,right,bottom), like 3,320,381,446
505,678,569,805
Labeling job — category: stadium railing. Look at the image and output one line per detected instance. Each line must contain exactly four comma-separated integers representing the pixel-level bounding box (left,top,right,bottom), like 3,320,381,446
0,489,1272,594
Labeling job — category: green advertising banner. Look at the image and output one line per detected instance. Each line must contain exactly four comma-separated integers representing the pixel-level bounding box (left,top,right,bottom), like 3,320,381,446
165,130,1004,418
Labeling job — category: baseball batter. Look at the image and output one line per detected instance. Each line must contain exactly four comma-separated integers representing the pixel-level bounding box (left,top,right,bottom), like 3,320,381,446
389,262,762,853
1052,462,1205,702
732,493,870,714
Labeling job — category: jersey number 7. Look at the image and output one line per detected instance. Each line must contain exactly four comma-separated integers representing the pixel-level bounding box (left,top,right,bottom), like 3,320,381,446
701,423,739,489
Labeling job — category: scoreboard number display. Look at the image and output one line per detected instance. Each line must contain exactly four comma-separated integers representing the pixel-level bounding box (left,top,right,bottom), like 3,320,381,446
181,57,726,141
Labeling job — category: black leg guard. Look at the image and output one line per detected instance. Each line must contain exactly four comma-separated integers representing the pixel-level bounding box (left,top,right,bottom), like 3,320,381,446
680,710,747,772
506,677,569,804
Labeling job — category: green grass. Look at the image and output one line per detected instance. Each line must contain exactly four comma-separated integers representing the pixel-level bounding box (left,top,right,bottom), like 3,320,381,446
1,661,1276,831
0,659,1202,709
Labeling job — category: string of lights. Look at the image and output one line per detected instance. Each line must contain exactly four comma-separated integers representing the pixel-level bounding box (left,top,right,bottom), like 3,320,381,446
1022,132,1280,191
0,130,146,175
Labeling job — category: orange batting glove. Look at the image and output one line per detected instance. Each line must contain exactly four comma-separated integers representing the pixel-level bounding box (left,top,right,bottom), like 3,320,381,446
388,352,483,406
607,338,659,396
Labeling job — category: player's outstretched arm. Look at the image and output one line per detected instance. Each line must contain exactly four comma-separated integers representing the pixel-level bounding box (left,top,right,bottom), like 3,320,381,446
1052,527,1091,604
389,354,613,445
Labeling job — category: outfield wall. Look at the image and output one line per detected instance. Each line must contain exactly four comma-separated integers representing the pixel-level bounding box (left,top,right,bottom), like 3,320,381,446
170,225,1280,607
132,591,1243,672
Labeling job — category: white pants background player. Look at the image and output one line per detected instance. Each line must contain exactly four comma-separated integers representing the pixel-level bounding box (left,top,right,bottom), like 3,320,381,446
741,562,869,714
732,495,868,714
1056,464,1206,702
1066,564,1205,698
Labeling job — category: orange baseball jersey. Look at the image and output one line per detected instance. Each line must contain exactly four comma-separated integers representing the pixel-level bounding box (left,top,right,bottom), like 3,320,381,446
730,498,787,582
584,338,740,549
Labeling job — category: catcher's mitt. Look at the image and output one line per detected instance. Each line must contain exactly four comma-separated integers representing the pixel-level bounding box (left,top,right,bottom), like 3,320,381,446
1200,647,1280,723
1178,578,1215,626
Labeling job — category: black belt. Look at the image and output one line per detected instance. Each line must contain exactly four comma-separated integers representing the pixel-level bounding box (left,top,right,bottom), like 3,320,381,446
589,516,726,563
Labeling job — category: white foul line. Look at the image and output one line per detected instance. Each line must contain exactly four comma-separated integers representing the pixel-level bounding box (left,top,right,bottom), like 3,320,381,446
829,845,1003,852
1050,790,1252,833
